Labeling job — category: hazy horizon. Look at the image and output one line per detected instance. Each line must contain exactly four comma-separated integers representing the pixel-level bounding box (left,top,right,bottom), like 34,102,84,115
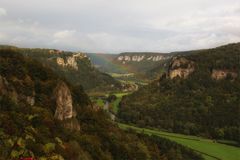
1,42,238,54
1,0,240,53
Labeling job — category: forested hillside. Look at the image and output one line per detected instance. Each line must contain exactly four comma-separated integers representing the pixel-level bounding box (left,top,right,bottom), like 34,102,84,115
0,45,122,92
0,49,203,160
119,43,240,143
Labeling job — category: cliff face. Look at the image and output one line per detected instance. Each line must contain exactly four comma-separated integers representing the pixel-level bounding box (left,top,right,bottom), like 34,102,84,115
56,53,88,70
117,54,171,64
0,75,18,102
54,81,80,131
0,70,82,132
168,57,195,79
12,48,121,92
168,57,238,80
26,95,35,106
211,69,238,80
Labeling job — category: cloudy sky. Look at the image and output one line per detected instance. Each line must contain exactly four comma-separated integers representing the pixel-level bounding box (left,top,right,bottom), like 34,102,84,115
1,0,240,53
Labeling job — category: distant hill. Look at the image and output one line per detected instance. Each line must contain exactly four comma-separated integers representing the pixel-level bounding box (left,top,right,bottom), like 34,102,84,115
119,43,240,144
114,52,171,73
87,52,173,82
0,45,122,92
86,53,125,73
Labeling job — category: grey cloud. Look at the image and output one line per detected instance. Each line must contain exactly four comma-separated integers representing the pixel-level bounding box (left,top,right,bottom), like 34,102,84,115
0,0,240,53
0,8,7,16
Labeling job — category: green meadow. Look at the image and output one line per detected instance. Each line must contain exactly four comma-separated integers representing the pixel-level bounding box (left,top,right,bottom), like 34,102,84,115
111,92,130,113
119,123,240,160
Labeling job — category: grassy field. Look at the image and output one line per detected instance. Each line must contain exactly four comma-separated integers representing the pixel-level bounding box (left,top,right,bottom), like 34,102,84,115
90,92,131,111
119,123,240,160
109,73,135,78
111,92,130,113
96,99,105,107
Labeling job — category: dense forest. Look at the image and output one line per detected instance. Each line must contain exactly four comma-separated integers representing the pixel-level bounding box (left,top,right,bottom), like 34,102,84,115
119,43,240,143
0,49,203,160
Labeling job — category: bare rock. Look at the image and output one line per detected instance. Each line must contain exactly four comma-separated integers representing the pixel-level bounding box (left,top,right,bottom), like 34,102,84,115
211,69,238,80
54,81,74,120
117,55,170,63
168,57,195,79
55,53,87,70
54,81,80,131
0,75,18,102
26,93,35,106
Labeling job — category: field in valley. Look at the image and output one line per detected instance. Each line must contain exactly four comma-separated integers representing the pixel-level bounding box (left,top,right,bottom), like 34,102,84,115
119,123,240,160
111,92,130,113
90,92,131,112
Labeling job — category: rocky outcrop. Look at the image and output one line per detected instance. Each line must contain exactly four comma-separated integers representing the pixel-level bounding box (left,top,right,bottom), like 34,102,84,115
0,75,36,106
92,105,101,111
211,69,238,80
56,57,65,66
168,57,195,79
49,49,63,54
54,81,80,131
0,75,37,106
117,54,171,64
121,83,138,92
26,92,35,106
0,75,18,102
56,53,87,70
54,81,74,120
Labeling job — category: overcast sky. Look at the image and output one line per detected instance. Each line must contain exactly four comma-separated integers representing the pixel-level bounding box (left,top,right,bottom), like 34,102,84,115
0,0,240,53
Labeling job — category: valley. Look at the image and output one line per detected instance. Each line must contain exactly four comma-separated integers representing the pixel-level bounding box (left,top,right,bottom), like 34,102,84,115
1,1,240,159
87,52,172,83
88,43,240,160
93,89,240,160
1,43,240,160
119,123,240,160
2,49,200,160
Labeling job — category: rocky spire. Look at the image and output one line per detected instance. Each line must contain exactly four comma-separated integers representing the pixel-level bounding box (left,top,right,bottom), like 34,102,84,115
54,81,80,131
